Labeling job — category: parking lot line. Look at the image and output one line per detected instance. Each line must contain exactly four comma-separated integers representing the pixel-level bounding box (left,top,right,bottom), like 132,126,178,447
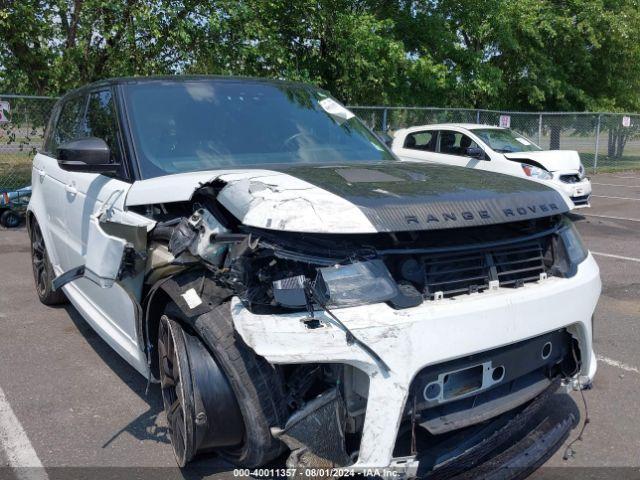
597,355,640,375
592,195,640,201
592,182,640,188
580,213,640,223
591,252,640,263
0,385,48,479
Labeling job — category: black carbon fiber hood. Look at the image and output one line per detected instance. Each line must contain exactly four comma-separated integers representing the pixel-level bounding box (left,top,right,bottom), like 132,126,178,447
272,162,569,232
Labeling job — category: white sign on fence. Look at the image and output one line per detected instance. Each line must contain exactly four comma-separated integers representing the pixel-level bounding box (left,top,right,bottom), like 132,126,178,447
622,116,631,127
0,101,10,123
499,115,511,128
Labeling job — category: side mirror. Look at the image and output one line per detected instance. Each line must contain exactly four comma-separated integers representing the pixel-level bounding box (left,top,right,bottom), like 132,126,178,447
466,146,485,159
57,137,118,173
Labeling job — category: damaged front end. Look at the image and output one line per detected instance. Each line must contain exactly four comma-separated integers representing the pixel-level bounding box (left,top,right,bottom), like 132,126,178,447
127,175,597,474
54,165,599,474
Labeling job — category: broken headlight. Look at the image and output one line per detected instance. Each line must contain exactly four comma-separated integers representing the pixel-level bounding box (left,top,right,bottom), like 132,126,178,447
273,259,399,309
315,260,399,308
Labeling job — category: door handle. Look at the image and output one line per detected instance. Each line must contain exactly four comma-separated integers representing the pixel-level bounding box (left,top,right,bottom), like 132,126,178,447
65,184,78,196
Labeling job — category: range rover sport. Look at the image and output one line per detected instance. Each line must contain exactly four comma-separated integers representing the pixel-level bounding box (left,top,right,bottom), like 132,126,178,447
27,76,600,476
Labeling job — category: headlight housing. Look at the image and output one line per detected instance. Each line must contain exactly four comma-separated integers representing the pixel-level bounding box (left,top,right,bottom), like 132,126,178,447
521,163,553,180
552,218,588,277
578,163,586,179
315,260,399,308
559,221,588,265
272,259,400,309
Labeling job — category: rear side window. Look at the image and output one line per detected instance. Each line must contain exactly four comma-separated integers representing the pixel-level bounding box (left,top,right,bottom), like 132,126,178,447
404,131,436,151
50,95,86,153
80,90,121,164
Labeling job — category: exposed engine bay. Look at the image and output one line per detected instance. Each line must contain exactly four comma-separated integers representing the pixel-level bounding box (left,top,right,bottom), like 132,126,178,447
141,180,584,314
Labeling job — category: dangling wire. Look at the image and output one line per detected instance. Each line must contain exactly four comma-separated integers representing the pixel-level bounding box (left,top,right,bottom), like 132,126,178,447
303,280,391,374
563,380,591,460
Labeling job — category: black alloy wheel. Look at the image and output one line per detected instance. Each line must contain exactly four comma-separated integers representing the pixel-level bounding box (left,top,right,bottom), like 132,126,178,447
158,316,194,466
29,220,67,305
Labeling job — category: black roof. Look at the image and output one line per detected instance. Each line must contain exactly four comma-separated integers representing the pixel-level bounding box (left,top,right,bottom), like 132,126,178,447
59,75,320,100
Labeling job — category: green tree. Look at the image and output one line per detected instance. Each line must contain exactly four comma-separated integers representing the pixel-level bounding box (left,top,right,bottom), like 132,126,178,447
0,0,639,113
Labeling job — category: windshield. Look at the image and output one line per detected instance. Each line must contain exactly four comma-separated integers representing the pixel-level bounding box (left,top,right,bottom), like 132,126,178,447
471,128,542,153
123,79,394,178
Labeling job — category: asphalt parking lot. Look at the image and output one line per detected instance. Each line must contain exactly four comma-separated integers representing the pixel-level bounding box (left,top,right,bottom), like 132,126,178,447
1,172,639,479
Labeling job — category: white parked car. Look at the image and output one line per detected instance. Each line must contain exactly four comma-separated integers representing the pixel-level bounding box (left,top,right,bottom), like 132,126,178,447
392,124,592,208
28,77,600,475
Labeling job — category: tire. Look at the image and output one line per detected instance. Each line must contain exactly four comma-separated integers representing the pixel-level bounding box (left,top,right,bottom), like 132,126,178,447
0,210,21,228
158,315,246,467
163,302,289,467
29,219,67,305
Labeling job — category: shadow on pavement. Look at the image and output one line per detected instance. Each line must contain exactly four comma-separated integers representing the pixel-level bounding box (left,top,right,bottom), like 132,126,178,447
63,304,236,478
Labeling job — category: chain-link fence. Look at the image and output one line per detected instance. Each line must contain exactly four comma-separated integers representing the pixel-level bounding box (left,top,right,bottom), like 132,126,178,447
0,95,57,194
351,107,640,173
0,96,639,193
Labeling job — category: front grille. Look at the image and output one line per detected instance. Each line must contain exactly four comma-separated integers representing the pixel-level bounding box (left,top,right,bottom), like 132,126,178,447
560,174,581,183
421,239,547,299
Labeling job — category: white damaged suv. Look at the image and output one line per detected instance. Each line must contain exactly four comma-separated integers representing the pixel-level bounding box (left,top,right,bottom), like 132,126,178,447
28,77,600,476
392,124,592,209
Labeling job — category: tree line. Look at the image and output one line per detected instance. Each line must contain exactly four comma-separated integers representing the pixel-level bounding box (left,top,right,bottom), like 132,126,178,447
1,0,639,112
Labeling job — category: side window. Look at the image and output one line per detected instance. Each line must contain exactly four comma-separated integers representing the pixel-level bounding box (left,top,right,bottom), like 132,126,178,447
80,90,122,164
50,95,86,154
438,131,480,157
403,131,437,151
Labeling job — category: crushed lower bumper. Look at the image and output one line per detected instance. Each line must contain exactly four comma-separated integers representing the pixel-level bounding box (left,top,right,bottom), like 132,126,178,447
451,412,574,480
401,380,574,479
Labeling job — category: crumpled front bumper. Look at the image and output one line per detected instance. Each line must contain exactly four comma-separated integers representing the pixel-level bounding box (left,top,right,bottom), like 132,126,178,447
549,175,592,208
231,254,601,469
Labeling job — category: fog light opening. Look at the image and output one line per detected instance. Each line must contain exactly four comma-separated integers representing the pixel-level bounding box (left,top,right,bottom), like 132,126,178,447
542,342,553,360
491,365,505,382
424,382,441,401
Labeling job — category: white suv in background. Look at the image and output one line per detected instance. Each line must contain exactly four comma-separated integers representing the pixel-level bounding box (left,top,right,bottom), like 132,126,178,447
392,124,592,208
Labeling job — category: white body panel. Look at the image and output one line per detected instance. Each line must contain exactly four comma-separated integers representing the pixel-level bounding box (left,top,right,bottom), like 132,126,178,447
392,124,592,209
31,153,70,269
